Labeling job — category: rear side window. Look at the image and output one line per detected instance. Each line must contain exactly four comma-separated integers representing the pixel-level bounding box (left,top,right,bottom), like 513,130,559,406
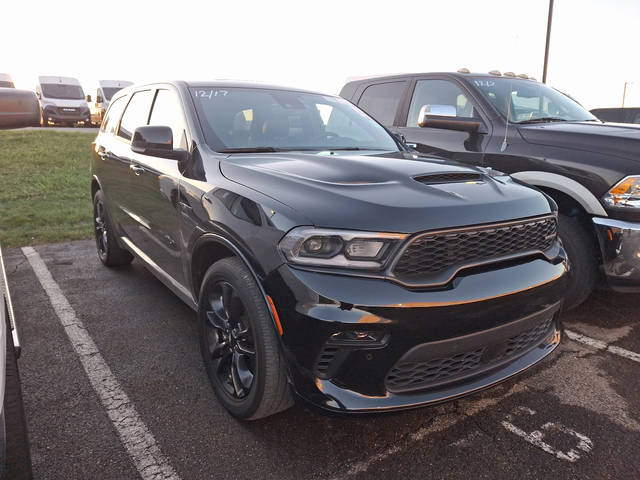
117,90,154,141
100,96,126,135
357,81,405,126
148,89,188,149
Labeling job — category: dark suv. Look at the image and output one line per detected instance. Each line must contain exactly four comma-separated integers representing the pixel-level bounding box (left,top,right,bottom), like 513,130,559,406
91,81,566,419
340,72,640,309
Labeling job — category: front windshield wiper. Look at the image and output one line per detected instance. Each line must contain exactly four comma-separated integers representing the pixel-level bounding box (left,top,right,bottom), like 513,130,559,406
217,147,278,153
516,117,568,124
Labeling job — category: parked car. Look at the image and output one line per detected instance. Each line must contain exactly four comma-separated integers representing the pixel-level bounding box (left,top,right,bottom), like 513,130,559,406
0,88,40,129
91,81,566,419
36,75,91,127
591,107,640,125
89,80,133,126
0,74,14,88
340,71,640,309
0,87,37,478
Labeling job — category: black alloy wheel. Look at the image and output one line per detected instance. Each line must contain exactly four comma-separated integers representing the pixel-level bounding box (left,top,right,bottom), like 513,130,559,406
198,258,292,420
94,199,108,259
92,190,133,267
203,280,256,399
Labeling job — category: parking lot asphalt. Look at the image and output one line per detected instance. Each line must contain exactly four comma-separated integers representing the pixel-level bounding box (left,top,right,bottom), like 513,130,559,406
5,240,640,480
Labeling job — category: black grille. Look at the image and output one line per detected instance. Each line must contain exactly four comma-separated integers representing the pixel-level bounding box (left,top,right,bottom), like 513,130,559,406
386,316,555,393
386,348,485,391
314,345,341,378
414,172,483,185
503,316,554,358
57,107,79,116
393,216,557,281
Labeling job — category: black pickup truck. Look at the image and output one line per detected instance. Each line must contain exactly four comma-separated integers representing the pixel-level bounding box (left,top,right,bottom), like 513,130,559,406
341,72,640,309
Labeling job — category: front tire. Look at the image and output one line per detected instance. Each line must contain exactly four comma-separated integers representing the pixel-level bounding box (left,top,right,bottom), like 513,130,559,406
198,257,292,420
93,190,133,267
558,213,599,310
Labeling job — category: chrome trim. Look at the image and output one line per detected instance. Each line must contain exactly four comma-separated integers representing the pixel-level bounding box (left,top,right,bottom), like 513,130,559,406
120,206,152,230
592,217,640,286
0,244,21,357
388,214,558,288
120,236,197,309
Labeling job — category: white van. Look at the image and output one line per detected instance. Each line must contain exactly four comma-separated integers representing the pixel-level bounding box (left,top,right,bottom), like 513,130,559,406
89,80,132,126
36,76,91,127
0,74,14,88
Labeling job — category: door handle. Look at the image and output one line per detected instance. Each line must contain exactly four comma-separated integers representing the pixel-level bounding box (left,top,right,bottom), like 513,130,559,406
129,165,144,176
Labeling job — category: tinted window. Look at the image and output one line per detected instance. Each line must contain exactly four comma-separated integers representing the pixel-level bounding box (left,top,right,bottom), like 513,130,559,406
357,82,405,125
190,87,398,152
102,87,124,101
148,89,188,149
406,80,475,127
100,96,127,135
117,90,154,141
40,83,85,100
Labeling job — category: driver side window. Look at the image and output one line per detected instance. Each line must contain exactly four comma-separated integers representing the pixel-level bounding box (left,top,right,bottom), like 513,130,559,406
406,80,475,127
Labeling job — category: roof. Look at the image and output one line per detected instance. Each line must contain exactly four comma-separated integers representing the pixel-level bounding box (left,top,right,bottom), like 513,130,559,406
98,80,133,88
343,72,535,85
38,75,81,85
182,80,330,96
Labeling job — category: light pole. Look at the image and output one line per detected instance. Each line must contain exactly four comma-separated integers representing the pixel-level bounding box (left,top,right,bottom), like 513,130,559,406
622,82,632,108
542,0,554,83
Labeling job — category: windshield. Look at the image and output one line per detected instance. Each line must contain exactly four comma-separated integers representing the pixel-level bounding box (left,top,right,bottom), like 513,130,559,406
102,87,123,101
470,77,597,123
41,83,85,100
190,87,399,152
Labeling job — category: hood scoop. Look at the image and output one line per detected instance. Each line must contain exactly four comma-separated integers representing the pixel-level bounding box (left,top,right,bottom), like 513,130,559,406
414,172,484,185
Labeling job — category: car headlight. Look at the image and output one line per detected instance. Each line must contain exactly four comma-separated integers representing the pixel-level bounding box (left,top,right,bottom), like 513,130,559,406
603,176,640,209
279,227,407,269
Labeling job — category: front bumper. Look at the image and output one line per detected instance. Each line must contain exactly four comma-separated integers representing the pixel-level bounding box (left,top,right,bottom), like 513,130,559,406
43,108,90,125
265,257,566,413
593,217,640,290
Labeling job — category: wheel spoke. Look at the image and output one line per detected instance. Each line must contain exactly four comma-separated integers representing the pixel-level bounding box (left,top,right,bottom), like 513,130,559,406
206,310,226,330
209,336,228,359
231,352,254,394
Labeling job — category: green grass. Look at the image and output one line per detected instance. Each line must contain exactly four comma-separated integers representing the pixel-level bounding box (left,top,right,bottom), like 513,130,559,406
0,130,96,247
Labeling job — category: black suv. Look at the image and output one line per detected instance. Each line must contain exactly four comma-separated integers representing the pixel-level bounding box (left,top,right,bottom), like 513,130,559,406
340,72,640,309
91,81,566,419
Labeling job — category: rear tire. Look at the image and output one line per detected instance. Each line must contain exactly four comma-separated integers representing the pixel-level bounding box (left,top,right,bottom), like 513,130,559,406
558,213,599,310
2,308,33,479
93,190,133,267
198,257,292,420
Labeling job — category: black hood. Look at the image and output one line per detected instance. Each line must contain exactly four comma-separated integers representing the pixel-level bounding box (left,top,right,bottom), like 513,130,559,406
518,121,640,161
219,151,552,233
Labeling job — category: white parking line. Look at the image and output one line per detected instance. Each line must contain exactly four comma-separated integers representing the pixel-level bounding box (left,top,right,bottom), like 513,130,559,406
565,329,640,363
22,247,181,480
501,406,593,463
333,383,527,479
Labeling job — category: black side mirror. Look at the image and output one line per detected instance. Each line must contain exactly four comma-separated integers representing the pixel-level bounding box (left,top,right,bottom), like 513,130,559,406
0,89,41,129
86,94,92,103
131,125,187,161
96,95,103,103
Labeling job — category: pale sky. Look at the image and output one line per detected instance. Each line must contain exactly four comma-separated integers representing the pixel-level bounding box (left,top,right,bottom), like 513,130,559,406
2,0,639,110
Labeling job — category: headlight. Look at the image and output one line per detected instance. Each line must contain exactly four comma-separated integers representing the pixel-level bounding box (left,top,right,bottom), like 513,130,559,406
279,227,407,269
603,176,640,209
